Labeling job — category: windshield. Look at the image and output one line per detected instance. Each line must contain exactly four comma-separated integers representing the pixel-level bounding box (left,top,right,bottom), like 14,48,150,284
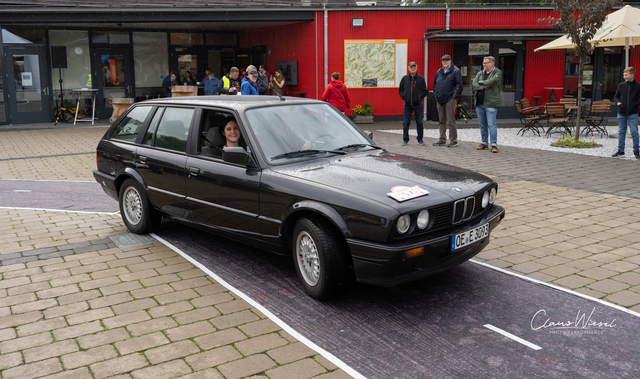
245,103,373,163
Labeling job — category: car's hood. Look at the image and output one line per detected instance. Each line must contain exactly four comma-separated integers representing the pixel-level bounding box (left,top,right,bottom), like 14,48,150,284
271,151,494,211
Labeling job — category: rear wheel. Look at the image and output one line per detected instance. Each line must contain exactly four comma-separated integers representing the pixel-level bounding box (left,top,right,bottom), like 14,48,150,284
292,217,352,300
118,178,161,234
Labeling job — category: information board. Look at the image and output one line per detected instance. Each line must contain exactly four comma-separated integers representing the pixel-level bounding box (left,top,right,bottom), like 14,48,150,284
344,39,408,88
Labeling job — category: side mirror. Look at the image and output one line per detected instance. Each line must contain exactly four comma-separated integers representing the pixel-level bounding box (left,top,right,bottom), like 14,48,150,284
363,130,373,141
222,146,256,167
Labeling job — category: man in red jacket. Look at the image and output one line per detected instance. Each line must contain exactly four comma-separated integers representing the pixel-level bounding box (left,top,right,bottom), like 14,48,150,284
322,72,351,113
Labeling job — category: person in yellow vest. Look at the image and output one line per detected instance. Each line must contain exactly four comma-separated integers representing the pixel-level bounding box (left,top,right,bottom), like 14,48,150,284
217,67,240,95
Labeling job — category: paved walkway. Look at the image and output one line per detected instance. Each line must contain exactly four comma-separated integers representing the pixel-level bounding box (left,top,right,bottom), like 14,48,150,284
0,122,639,378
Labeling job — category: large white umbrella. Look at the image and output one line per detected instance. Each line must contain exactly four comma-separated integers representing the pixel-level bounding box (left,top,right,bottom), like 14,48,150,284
535,5,640,67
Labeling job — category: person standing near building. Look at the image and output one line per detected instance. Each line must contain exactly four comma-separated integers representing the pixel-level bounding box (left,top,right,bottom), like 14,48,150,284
270,69,285,97
217,67,240,95
203,70,220,96
398,61,428,146
258,65,271,95
472,56,502,153
162,70,179,97
611,67,640,159
322,72,351,114
241,70,259,95
432,54,463,148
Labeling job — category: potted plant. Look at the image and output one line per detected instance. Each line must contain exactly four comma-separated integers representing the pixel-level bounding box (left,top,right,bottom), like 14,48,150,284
353,101,374,124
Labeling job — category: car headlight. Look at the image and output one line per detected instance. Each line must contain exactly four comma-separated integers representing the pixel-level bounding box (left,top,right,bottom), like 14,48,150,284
482,191,489,208
489,188,497,204
396,214,411,234
417,210,430,230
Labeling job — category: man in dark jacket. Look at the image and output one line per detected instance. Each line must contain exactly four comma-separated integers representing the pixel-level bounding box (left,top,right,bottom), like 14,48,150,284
432,54,463,147
398,61,428,146
612,66,640,159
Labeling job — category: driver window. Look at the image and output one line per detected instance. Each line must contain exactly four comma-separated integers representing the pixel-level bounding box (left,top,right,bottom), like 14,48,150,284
198,109,241,158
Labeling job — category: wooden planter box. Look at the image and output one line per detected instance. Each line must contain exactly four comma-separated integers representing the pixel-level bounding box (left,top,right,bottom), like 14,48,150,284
353,114,374,124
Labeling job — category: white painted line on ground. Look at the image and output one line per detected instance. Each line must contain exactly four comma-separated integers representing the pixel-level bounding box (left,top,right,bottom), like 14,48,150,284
484,324,542,350
0,206,118,215
471,259,640,318
0,179,96,183
150,232,366,379
13,190,32,192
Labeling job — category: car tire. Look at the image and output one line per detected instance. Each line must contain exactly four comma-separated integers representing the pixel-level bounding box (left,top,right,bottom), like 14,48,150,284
292,217,352,300
118,178,161,234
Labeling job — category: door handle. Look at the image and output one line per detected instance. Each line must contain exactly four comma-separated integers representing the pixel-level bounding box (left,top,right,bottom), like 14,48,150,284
189,167,200,176
138,155,147,162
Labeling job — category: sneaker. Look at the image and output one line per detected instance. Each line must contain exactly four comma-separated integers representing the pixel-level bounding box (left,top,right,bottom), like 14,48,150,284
419,141,425,146
477,144,489,150
402,142,408,146
432,142,446,146
635,151,640,160
447,142,458,148
611,151,625,157
491,146,498,153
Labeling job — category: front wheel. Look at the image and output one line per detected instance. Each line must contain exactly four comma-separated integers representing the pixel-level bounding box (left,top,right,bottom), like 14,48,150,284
118,178,161,234
292,217,352,300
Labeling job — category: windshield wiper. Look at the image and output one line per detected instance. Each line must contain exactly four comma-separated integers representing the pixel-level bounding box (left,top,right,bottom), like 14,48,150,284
333,143,381,152
271,149,346,161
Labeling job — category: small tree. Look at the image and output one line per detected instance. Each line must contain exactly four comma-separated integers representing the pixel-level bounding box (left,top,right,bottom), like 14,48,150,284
542,0,621,140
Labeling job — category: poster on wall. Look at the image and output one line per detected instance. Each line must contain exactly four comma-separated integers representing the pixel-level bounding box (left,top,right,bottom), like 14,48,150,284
344,39,408,88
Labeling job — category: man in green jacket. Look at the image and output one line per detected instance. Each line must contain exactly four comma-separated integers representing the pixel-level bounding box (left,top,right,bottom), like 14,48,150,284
472,56,502,153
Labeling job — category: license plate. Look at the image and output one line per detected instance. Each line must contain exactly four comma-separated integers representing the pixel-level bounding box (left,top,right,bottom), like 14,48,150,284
451,223,489,251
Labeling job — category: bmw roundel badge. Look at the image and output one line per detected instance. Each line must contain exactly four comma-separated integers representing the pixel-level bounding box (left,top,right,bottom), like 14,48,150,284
452,187,462,192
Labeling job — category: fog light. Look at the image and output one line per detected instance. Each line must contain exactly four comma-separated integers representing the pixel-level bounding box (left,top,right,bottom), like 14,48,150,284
482,191,489,208
406,247,424,257
396,215,410,234
417,210,430,230
489,188,497,204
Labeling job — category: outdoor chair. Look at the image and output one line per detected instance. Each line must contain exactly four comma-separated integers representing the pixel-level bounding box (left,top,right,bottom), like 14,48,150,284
545,103,573,137
581,99,611,137
515,100,543,136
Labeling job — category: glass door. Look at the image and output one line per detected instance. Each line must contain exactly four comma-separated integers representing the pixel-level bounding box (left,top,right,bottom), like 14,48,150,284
170,47,206,86
3,46,52,124
92,47,134,119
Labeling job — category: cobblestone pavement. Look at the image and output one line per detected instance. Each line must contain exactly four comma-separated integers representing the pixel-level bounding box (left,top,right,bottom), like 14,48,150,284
0,128,351,378
1,123,639,378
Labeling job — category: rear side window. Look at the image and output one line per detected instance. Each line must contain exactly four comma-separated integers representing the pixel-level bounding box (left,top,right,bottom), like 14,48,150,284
154,107,194,152
111,106,153,142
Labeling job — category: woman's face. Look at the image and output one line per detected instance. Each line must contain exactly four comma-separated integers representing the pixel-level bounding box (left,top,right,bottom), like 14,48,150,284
223,120,240,144
185,72,192,78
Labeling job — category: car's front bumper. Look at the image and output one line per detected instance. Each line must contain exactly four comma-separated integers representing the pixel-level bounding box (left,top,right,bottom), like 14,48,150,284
346,205,505,287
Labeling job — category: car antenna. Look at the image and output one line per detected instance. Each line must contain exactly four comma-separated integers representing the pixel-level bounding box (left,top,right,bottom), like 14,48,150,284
276,92,285,101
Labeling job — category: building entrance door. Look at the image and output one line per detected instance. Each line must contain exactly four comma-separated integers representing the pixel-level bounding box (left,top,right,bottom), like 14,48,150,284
170,47,206,85
494,41,524,118
92,46,135,119
3,46,52,124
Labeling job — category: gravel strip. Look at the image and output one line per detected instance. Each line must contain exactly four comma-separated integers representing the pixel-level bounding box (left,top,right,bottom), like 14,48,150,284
381,125,640,160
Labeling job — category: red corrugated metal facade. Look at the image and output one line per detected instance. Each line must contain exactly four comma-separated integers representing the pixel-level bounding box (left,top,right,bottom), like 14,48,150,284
241,8,640,117
523,40,566,104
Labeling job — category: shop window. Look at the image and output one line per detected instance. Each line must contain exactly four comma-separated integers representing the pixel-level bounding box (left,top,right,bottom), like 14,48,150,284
49,31,91,105
133,32,169,99
564,49,593,100
92,31,130,45
2,29,46,44
205,33,237,46
170,33,203,46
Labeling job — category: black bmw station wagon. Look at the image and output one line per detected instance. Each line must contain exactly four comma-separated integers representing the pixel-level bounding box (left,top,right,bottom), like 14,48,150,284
94,96,505,299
